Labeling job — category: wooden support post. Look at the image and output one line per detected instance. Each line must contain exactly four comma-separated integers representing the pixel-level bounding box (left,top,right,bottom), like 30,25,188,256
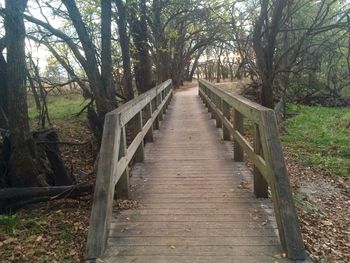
85,114,121,259
158,93,164,121
208,92,212,113
144,103,154,142
163,90,168,113
222,100,231,140
215,96,223,128
152,97,159,130
115,127,129,199
253,124,268,198
233,110,244,161
131,112,144,162
260,110,306,259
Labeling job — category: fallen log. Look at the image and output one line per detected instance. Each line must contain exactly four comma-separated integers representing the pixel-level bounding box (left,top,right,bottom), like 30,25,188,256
0,182,93,200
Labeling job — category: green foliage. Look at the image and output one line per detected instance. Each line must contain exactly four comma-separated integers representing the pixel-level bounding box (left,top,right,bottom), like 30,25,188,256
0,215,19,235
293,191,320,215
28,94,88,121
281,104,350,178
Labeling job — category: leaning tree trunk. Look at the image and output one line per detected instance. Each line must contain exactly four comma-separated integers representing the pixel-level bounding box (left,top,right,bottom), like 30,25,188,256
5,0,38,187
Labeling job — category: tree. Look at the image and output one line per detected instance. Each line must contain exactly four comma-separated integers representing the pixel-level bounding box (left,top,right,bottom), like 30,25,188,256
128,0,154,93
23,0,118,142
114,0,134,100
5,0,39,186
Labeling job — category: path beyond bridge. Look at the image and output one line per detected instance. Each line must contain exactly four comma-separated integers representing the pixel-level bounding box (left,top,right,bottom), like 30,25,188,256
86,80,308,262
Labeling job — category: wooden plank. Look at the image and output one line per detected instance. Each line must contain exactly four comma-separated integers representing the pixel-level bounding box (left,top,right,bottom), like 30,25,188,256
107,236,280,246
109,227,278,237
85,114,121,259
102,255,291,263
104,245,283,256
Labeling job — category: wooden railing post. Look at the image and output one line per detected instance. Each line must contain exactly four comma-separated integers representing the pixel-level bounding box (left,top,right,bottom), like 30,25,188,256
260,111,306,259
215,95,223,128
162,90,167,113
85,114,121,259
115,127,129,199
131,112,144,162
152,97,159,130
253,124,268,198
144,102,154,142
233,110,244,161
222,100,231,141
208,91,213,115
158,92,164,121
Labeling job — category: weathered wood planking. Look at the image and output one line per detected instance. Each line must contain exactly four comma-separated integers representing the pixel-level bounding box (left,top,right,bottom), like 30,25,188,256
102,87,294,263
199,79,306,260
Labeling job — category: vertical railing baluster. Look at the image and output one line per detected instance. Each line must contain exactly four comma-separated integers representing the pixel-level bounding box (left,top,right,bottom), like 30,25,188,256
253,124,268,198
130,112,144,162
222,100,231,141
115,127,129,198
233,110,244,161
158,92,164,121
152,96,159,130
144,102,154,142
216,95,223,128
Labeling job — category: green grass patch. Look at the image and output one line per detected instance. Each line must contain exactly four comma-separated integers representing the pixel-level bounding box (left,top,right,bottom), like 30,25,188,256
28,94,88,121
0,215,20,235
281,104,350,178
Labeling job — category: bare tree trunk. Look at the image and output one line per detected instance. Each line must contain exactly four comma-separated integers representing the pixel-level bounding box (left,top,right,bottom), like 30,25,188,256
152,0,171,83
129,0,153,93
115,0,134,100
253,0,287,109
189,49,203,82
5,0,38,186
101,0,114,103
62,0,117,142
0,39,8,129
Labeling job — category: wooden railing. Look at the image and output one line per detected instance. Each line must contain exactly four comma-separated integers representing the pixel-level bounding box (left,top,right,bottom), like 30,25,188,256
86,80,173,259
198,79,306,260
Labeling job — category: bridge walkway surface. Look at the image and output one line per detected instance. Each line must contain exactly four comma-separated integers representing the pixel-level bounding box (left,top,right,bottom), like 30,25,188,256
102,87,290,263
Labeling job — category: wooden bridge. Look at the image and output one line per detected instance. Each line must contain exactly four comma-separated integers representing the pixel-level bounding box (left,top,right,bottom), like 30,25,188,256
85,80,309,262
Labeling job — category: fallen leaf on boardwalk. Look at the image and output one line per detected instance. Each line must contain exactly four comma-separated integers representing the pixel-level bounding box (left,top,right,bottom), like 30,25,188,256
170,245,176,249
238,181,249,190
262,220,268,225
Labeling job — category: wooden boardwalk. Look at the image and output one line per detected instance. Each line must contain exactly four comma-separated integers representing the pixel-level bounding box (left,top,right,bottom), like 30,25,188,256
102,87,291,263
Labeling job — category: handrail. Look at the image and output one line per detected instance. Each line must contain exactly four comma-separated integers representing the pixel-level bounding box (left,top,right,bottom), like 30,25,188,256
86,80,173,259
198,79,306,260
